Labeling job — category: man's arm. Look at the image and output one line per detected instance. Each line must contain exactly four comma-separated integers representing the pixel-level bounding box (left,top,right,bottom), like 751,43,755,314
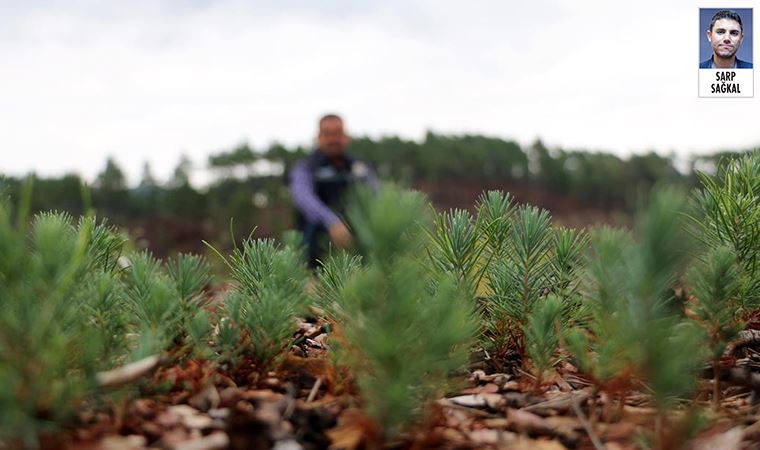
290,163,352,248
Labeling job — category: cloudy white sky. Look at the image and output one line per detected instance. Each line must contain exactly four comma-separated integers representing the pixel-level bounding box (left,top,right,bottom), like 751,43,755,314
1,0,758,185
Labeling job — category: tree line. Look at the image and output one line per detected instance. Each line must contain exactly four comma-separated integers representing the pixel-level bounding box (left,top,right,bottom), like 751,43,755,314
0,132,754,255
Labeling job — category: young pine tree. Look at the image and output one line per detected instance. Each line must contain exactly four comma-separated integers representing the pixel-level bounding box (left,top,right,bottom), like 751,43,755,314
565,227,636,410
689,247,742,407
333,185,477,440
121,250,212,359
209,238,309,374
427,191,514,363
314,251,363,322
427,208,484,298
691,151,760,313
688,153,760,408
484,205,553,361
551,227,589,323
475,190,515,265
525,295,564,388
0,202,130,447
568,189,707,444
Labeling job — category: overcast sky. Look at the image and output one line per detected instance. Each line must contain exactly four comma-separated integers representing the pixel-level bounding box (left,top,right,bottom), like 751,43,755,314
1,0,758,185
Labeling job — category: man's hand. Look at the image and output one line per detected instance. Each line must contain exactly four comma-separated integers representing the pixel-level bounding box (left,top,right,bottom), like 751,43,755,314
328,222,352,248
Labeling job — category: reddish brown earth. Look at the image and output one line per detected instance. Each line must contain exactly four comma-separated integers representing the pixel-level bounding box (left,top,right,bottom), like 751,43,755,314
38,321,760,450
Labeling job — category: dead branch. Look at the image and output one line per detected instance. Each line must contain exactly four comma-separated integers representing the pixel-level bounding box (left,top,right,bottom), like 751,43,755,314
437,399,501,418
571,399,607,450
96,354,162,389
522,388,592,415
307,377,323,403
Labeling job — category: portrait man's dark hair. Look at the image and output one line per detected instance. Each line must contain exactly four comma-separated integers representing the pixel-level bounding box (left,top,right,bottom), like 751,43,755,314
709,10,743,33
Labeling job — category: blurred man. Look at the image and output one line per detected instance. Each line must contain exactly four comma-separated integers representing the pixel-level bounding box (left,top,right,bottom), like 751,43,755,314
289,114,378,267
700,10,753,69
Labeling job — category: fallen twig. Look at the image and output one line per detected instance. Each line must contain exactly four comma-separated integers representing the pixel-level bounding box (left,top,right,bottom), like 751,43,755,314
522,388,592,414
438,399,501,418
307,376,323,403
96,354,162,388
571,398,607,450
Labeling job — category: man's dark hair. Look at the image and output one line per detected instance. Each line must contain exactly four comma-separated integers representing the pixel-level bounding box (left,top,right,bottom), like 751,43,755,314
319,113,343,128
709,9,743,33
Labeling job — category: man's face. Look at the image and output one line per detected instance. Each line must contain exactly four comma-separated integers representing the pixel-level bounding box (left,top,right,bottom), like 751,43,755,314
318,118,349,157
708,18,744,59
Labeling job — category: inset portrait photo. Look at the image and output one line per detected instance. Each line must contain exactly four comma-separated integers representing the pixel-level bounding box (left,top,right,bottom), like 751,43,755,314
699,8,753,69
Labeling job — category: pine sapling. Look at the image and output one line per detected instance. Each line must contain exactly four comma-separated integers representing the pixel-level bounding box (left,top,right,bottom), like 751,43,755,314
309,252,364,392
691,151,760,313
166,253,215,358
567,190,702,443
79,269,130,364
624,189,705,418
186,309,214,359
123,251,183,358
566,227,636,420
427,208,485,296
314,251,363,321
475,190,514,264
210,238,309,375
427,191,513,359
551,227,589,324
571,189,706,445
167,253,213,315
688,246,741,408
484,205,553,360
0,201,131,446
122,250,214,359
525,295,563,389
333,185,477,440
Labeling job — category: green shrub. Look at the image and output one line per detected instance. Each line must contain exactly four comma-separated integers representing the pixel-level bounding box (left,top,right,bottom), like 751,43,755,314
471,198,587,374
167,253,213,316
691,151,760,313
122,251,212,358
484,205,553,359
476,190,515,264
569,189,706,428
525,295,563,387
314,251,363,321
685,151,760,408
551,227,589,322
0,183,217,446
688,246,742,407
124,252,182,357
332,185,477,439
0,202,129,446
209,238,309,372
565,227,635,393
427,208,484,297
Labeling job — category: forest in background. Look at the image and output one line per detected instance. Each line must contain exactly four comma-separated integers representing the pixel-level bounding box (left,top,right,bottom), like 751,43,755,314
1,132,754,256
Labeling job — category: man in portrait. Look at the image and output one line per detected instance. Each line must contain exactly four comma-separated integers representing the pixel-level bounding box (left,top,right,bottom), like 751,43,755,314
700,10,753,69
